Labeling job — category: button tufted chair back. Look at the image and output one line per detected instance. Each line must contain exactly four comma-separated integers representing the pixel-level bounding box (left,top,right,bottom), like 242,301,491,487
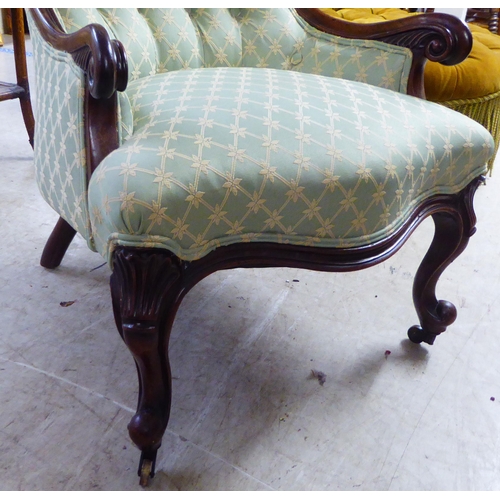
54,8,412,92
28,8,415,245
25,8,494,485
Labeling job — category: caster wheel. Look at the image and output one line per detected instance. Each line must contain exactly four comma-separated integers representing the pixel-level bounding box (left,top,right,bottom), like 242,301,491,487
137,449,157,487
139,459,153,487
407,325,436,345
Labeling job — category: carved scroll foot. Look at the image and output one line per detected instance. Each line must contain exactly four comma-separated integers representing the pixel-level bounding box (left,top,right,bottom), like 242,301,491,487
408,177,482,345
408,325,436,345
110,247,184,485
40,217,77,269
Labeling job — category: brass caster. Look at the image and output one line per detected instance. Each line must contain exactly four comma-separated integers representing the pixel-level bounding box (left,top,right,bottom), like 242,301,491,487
137,449,157,487
139,459,153,487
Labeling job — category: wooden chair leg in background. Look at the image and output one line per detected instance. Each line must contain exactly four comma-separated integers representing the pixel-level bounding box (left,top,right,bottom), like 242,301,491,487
40,217,77,269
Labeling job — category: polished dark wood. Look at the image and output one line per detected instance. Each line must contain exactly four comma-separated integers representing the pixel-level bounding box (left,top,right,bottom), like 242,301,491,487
29,8,127,100
30,8,127,267
28,8,485,484
110,249,184,485
29,8,474,268
0,81,24,100
1,8,13,34
0,9,35,147
29,8,126,176
296,9,473,99
467,8,499,34
407,175,482,345
110,175,483,483
39,217,77,269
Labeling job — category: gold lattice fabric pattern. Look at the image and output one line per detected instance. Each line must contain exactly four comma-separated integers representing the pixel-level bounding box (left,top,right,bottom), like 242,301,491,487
54,8,412,93
87,67,493,263
28,16,93,246
26,8,494,264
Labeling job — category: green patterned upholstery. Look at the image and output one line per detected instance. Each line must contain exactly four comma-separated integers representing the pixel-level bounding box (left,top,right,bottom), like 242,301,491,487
54,8,412,88
29,18,92,243
25,10,497,479
88,67,493,262
27,9,495,263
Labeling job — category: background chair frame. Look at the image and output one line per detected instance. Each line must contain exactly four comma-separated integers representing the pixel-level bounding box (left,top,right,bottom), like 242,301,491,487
0,8,35,147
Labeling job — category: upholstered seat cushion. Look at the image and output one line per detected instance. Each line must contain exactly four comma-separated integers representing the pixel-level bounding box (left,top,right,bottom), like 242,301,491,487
88,67,493,262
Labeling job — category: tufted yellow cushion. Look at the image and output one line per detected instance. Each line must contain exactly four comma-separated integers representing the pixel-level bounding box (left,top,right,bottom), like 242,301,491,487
322,8,415,24
321,8,500,102
427,23,500,101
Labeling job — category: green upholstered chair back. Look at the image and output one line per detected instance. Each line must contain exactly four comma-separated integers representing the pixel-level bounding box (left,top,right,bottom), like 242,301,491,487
54,8,412,91
28,8,415,248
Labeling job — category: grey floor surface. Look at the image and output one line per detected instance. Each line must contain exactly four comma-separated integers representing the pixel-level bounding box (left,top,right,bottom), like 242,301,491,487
2,32,500,491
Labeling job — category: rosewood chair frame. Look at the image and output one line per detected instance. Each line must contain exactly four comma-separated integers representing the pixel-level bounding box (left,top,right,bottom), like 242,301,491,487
30,8,482,485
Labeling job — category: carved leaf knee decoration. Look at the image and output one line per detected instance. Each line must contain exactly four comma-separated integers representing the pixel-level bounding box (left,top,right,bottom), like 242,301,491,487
110,248,183,455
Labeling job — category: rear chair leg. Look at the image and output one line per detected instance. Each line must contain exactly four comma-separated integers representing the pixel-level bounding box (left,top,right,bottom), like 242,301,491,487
408,177,482,345
110,247,184,486
40,217,77,269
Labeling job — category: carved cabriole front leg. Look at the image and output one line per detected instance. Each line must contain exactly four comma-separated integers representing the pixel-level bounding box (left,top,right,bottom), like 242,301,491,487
110,248,184,485
408,176,483,345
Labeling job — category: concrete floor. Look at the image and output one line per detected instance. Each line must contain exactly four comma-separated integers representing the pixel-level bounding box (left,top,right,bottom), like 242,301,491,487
2,32,500,491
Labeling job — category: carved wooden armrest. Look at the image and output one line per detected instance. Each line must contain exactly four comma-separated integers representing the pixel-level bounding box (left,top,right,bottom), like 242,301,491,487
296,9,473,98
29,8,128,99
